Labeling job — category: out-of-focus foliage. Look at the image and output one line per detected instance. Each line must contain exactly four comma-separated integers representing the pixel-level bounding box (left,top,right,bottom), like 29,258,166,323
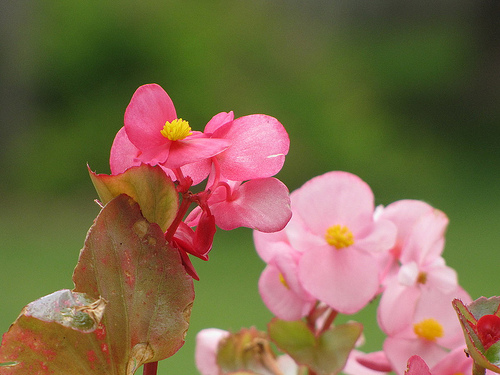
1,1,500,374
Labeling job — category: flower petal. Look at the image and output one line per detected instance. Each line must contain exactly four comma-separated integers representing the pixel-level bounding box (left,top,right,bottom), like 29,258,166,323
124,83,177,151
211,178,292,232
109,127,141,174
213,114,289,180
165,137,231,169
299,246,380,314
293,171,375,237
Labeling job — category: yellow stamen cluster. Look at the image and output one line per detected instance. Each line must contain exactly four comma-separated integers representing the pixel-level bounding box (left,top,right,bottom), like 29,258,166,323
413,318,444,341
325,224,354,249
160,118,192,141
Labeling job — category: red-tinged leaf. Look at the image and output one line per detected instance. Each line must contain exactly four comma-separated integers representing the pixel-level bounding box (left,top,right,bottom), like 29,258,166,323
453,298,500,373
0,195,194,375
0,290,108,374
88,164,178,232
268,318,362,375
73,194,194,372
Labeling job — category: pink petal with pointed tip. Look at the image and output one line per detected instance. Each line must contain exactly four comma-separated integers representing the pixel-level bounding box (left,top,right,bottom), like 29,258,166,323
204,111,234,133
299,246,380,314
213,114,289,180
404,355,432,375
210,178,292,232
109,127,142,174
124,84,177,151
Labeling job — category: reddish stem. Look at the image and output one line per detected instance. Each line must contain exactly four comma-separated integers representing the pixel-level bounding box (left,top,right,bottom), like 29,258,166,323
143,362,158,375
164,194,193,242
318,309,338,335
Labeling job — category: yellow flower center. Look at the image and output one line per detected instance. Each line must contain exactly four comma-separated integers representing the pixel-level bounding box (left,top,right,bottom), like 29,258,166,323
413,318,444,341
279,273,289,289
325,225,354,249
417,271,427,284
160,118,192,141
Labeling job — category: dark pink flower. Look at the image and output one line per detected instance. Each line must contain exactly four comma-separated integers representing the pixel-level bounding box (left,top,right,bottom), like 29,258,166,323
110,84,230,173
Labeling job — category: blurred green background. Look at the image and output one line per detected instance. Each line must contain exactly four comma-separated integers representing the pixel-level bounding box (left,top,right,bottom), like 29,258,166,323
1,0,500,373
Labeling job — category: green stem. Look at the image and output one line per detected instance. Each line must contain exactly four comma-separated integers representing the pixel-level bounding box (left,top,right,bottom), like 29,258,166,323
143,361,158,375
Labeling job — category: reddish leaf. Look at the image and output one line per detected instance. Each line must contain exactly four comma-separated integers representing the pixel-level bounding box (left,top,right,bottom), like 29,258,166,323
0,195,194,374
89,164,178,232
0,290,108,374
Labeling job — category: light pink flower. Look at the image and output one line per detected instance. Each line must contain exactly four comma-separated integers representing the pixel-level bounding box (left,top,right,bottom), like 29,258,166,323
378,208,458,335
258,244,316,320
290,171,397,314
382,286,471,375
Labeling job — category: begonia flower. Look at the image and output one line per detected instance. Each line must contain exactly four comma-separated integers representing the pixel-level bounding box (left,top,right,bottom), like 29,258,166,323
203,111,290,181
382,285,471,375
110,83,230,174
378,208,458,336
289,171,397,314
258,243,316,321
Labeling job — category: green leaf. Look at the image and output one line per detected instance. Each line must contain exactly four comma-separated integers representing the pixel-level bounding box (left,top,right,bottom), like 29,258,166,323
0,195,194,374
268,318,362,375
88,164,178,232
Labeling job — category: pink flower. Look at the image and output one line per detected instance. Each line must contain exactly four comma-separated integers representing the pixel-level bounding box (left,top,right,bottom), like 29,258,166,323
291,171,397,314
258,243,316,320
203,111,290,181
382,286,471,375
110,84,230,174
192,177,292,233
378,206,458,336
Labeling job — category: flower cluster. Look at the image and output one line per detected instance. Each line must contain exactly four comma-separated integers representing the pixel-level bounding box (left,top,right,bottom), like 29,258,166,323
196,171,476,375
101,83,292,279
